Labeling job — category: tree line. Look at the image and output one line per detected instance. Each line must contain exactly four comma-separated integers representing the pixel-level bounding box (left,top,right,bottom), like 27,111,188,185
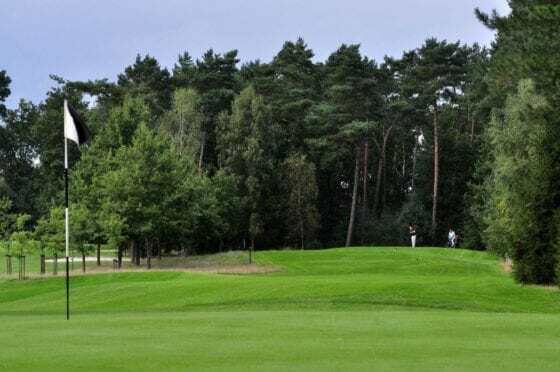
1,0,559,284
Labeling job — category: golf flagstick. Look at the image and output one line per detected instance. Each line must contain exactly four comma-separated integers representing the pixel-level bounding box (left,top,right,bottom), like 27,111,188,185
65,135,70,320
63,99,91,320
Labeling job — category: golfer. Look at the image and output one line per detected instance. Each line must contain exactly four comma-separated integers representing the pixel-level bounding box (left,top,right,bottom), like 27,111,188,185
409,224,417,248
448,228,456,248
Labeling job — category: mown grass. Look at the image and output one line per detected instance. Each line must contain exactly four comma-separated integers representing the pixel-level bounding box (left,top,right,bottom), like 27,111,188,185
1,247,560,371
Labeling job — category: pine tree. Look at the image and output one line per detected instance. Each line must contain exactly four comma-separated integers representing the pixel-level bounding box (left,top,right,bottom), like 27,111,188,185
307,44,380,246
0,70,11,119
117,54,172,121
191,49,240,170
398,39,469,242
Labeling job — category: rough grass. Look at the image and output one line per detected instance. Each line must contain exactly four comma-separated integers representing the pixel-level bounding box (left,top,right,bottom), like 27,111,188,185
0,250,275,278
1,247,560,371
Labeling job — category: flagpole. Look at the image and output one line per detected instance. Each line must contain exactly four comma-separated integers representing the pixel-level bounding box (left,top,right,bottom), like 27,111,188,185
64,102,70,320
63,99,90,320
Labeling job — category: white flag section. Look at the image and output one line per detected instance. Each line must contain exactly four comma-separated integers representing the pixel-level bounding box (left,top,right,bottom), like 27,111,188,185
64,99,90,145
64,100,80,145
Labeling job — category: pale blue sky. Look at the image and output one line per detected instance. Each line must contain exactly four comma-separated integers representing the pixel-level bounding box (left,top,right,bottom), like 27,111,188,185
1,0,510,108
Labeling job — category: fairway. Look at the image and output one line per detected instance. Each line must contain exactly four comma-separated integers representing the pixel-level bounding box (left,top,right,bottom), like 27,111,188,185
2,247,560,371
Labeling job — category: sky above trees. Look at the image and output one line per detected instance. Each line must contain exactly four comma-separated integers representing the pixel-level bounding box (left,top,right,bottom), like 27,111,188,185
1,0,509,108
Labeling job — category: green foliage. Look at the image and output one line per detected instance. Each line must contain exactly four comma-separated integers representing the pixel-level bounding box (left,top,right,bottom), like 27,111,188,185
117,54,172,120
190,49,240,170
363,211,403,246
251,38,321,156
98,95,151,149
483,80,556,283
98,210,125,252
159,88,204,159
476,1,560,106
398,193,430,245
467,2,560,276
34,207,65,256
282,154,320,248
0,100,40,215
218,86,278,247
93,121,224,251
400,38,469,109
324,44,379,122
0,70,10,118
5,19,555,269
70,204,95,255
0,197,15,240
9,213,36,256
26,79,87,216
172,52,196,89
306,45,382,246
1,39,486,254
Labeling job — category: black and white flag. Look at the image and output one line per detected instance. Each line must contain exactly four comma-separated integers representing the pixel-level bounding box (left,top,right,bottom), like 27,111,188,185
62,99,91,320
64,100,90,145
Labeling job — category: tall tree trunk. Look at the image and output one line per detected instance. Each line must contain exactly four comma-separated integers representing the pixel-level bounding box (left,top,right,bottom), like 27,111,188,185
250,239,254,264
40,254,45,274
298,184,304,250
401,144,406,180
199,131,206,171
373,126,393,215
432,108,439,240
470,118,476,143
82,252,86,273
360,140,369,242
53,254,58,275
117,245,123,269
130,241,135,265
374,157,383,214
362,140,369,206
179,107,184,154
412,130,419,191
346,147,360,247
133,241,140,266
147,239,151,270
6,255,12,275
96,242,101,266
360,139,369,244
381,149,389,214
300,219,304,250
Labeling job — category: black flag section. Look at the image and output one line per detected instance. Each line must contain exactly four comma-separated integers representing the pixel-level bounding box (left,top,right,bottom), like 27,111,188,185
64,102,90,145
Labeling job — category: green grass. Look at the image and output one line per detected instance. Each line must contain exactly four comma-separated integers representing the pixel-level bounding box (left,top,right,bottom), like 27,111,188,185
1,247,560,371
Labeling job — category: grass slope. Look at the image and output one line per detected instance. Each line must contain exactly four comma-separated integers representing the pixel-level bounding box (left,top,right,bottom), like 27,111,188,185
1,247,560,371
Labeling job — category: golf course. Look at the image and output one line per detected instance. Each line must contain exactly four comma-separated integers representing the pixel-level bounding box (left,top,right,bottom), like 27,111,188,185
3,1,560,371
2,247,560,371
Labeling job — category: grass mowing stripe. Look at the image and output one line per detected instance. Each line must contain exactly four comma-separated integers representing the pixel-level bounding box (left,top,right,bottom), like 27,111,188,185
1,310,560,372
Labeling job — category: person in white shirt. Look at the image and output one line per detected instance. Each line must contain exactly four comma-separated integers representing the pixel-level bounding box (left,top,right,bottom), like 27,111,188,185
409,224,417,248
448,228,456,248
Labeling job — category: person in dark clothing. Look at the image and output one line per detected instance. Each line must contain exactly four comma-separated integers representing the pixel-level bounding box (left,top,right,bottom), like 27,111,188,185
409,224,417,248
